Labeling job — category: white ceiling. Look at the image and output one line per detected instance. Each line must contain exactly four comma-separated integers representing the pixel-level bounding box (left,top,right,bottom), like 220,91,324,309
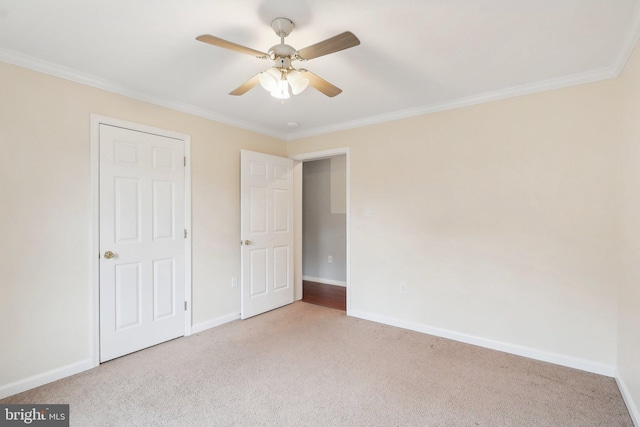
0,0,639,140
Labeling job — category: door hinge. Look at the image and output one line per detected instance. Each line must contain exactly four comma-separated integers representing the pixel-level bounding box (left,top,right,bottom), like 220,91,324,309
184,301,187,311
184,157,186,167
184,229,188,239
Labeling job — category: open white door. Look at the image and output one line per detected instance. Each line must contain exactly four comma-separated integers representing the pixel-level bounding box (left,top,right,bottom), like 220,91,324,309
240,150,294,319
99,124,186,362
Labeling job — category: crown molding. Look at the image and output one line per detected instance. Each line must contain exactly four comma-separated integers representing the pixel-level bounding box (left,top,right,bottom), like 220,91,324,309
0,47,288,141
612,1,640,76
286,4,640,142
285,65,617,141
3,7,640,146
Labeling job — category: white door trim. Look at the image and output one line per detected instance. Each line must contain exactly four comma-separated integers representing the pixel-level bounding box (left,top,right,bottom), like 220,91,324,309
290,147,351,314
90,114,192,367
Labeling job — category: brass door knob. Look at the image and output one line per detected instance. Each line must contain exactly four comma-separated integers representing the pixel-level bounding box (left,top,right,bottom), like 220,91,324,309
241,240,252,246
104,251,115,259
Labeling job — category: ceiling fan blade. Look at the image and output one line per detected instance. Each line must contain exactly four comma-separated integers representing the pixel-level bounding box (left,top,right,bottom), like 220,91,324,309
296,32,360,60
229,73,262,96
300,70,342,97
196,34,268,58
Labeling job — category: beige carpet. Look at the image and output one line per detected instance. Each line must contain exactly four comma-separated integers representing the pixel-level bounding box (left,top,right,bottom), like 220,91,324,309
2,302,633,426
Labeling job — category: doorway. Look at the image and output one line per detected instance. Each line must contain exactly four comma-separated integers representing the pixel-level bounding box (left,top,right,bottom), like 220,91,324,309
301,157,347,310
291,148,351,313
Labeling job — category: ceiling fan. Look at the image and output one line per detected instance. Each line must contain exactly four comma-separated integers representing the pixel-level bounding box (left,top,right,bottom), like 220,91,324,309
196,17,360,99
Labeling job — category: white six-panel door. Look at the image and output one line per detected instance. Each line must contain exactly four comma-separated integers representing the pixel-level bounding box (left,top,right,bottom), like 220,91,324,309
99,124,185,362
241,150,294,319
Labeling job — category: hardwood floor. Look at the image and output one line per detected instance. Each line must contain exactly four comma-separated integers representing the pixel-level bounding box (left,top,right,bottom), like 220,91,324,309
302,280,346,311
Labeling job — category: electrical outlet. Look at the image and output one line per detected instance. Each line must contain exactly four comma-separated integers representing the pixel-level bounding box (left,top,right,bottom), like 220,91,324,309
328,255,333,264
231,277,238,288
400,282,407,294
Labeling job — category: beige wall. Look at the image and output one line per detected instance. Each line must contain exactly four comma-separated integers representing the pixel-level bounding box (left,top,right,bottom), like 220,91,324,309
617,40,640,422
0,61,285,388
289,78,620,369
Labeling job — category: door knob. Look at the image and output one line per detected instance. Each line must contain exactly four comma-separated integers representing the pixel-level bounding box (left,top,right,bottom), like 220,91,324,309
241,240,252,246
104,251,115,259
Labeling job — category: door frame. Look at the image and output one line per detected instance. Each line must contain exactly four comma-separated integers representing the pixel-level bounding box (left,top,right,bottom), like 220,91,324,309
290,147,351,314
89,114,192,367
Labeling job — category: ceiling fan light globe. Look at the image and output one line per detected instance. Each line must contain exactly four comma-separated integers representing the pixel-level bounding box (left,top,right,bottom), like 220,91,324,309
259,72,277,92
267,67,282,79
286,70,309,95
271,89,290,100
271,78,290,99
291,77,309,95
286,70,301,83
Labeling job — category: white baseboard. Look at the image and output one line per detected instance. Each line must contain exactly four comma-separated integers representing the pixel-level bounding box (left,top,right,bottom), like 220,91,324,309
617,375,640,427
191,312,240,334
0,313,240,400
349,309,616,377
302,276,347,287
0,358,95,400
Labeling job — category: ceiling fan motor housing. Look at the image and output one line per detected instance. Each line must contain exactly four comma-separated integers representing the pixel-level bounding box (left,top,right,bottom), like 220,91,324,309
269,42,295,56
268,42,296,70
274,56,292,70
